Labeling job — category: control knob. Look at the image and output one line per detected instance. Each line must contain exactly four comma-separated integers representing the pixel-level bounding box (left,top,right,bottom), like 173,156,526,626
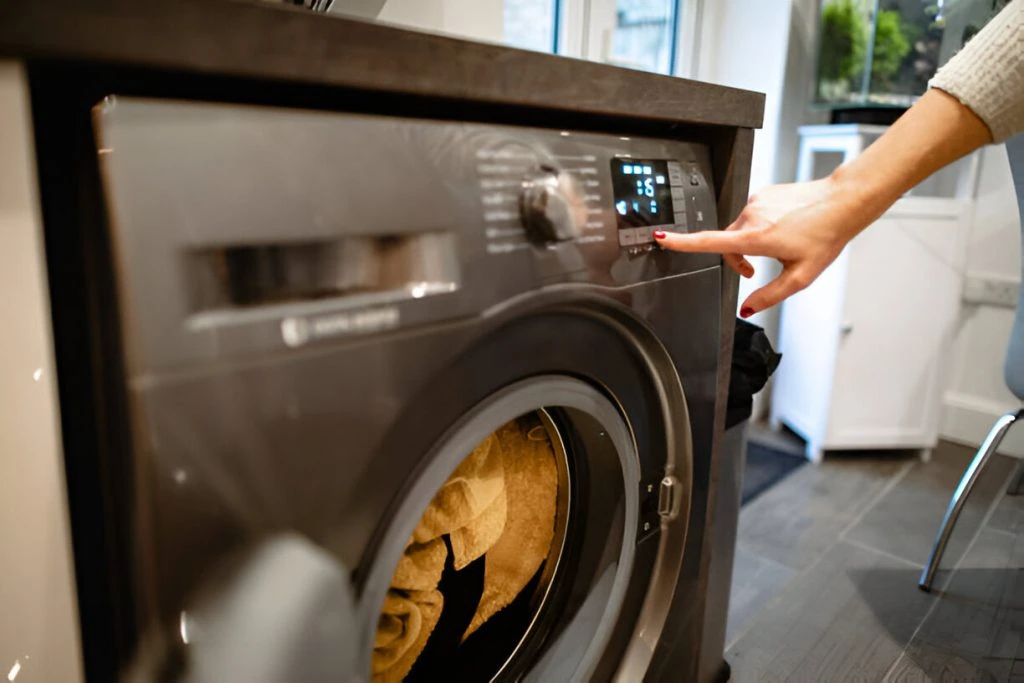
519,165,586,245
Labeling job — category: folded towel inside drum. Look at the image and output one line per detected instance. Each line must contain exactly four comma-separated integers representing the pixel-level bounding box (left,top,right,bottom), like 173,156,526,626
463,419,558,641
372,414,559,681
372,590,444,682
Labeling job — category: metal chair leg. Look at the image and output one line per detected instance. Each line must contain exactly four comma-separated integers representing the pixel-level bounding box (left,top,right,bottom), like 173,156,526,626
919,410,1023,592
1008,461,1024,496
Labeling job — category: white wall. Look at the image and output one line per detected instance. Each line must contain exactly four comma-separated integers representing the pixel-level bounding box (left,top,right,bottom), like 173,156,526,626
0,61,84,683
697,0,1023,446
697,0,827,420
378,0,504,44
941,144,1023,456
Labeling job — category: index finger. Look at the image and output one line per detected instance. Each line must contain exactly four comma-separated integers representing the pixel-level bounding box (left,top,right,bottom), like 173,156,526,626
654,228,765,256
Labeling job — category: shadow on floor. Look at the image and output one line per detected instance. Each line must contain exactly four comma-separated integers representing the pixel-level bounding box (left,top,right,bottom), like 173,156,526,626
850,563,1024,682
742,441,806,506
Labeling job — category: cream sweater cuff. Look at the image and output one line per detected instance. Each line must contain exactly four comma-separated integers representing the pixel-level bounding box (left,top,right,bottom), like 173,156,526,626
929,0,1024,143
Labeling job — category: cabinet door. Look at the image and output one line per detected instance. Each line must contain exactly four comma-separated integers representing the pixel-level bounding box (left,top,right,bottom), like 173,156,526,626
770,250,847,447
826,201,966,448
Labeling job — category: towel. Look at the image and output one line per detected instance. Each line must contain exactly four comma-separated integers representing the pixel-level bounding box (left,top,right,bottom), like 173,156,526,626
464,418,558,639
372,428,508,681
372,590,444,682
412,431,508,569
371,414,559,680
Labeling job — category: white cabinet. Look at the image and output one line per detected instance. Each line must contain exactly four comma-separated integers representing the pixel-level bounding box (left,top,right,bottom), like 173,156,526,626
770,125,976,462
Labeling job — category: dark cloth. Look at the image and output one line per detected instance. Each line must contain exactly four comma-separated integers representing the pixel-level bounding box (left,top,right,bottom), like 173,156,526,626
726,318,782,429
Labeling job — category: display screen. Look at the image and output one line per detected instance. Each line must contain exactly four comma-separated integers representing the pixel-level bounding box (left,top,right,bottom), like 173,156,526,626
609,160,675,228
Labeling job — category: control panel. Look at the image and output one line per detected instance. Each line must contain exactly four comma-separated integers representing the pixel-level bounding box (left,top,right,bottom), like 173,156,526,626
93,98,721,370
467,125,718,265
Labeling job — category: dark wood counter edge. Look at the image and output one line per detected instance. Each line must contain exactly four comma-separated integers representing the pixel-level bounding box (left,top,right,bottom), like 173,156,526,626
0,0,764,131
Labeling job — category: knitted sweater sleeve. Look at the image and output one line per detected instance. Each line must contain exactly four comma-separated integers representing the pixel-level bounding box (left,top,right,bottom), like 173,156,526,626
929,0,1024,143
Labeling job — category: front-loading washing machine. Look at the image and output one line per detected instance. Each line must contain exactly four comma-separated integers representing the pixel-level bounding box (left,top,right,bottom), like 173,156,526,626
89,98,730,683
0,3,763,681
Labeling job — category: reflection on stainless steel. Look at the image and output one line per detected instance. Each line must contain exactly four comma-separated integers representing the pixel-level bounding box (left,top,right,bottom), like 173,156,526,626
178,612,189,645
175,534,358,683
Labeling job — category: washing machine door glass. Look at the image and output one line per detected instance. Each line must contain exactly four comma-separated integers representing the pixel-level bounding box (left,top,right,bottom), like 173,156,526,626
362,376,640,683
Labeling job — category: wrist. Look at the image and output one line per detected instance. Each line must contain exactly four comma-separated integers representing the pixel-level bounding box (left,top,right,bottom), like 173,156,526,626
826,164,896,239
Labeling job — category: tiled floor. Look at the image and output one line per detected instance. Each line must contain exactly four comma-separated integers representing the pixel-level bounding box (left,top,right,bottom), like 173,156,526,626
726,426,1024,682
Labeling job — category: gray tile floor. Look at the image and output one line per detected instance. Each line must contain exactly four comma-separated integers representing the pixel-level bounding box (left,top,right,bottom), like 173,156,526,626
727,427,1023,682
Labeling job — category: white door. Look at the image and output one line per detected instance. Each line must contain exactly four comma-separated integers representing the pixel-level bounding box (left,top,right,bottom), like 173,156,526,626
826,201,968,450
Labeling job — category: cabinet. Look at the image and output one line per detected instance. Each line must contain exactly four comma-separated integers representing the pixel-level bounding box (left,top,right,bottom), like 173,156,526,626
770,125,978,462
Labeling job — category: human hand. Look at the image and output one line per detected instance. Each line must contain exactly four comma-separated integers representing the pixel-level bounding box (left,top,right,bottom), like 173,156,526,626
654,177,868,317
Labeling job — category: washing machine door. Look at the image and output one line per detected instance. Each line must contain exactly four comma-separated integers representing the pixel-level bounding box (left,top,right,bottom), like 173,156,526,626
359,375,644,683
170,533,362,683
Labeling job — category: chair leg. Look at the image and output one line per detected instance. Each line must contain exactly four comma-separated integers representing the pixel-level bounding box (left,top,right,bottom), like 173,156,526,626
1008,461,1024,496
919,410,1023,592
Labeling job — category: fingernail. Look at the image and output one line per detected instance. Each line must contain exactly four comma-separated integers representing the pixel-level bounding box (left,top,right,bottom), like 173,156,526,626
740,307,755,318
653,230,666,239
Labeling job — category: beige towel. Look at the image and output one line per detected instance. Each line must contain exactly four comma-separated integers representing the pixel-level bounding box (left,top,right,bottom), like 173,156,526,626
389,538,447,592
412,431,508,569
372,590,444,682
372,427,509,680
464,418,559,639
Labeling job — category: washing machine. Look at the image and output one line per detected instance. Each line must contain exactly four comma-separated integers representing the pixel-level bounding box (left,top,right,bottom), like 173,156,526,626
0,3,763,682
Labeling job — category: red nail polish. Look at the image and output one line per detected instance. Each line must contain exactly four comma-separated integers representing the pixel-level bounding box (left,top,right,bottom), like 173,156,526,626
653,230,666,239
740,307,754,318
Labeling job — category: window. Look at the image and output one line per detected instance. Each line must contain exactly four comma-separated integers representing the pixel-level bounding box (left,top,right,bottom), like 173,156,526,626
815,0,1010,108
498,0,694,77
606,0,679,75
504,0,560,53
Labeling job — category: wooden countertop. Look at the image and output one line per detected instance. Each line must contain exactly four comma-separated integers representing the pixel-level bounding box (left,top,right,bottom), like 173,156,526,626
0,0,764,131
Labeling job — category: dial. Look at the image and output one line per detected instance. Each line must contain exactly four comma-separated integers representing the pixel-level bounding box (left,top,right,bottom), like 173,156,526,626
519,165,586,245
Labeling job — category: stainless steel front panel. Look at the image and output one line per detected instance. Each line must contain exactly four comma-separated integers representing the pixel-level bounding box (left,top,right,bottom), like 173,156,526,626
88,97,726,682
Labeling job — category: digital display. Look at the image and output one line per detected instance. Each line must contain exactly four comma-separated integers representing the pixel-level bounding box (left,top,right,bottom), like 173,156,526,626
610,160,675,229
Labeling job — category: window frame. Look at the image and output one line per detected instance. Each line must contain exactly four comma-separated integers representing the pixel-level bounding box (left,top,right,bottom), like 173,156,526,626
554,0,701,77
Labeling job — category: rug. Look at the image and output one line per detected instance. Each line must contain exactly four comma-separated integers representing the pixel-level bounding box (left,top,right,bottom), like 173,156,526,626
741,441,806,506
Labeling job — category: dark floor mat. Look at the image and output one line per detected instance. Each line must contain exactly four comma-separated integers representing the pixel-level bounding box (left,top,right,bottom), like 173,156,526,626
741,441,805,506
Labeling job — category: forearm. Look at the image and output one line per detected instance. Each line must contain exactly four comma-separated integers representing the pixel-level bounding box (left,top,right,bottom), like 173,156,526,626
827,89,992,240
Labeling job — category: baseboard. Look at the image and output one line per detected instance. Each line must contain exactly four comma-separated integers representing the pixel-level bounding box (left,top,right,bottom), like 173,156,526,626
941,392,1024,458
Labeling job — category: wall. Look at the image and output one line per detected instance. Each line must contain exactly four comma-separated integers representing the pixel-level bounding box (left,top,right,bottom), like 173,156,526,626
698,0,1022,444
697,0,827,420
941,143,1023,456
378,0,504,44
0,61,84,683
